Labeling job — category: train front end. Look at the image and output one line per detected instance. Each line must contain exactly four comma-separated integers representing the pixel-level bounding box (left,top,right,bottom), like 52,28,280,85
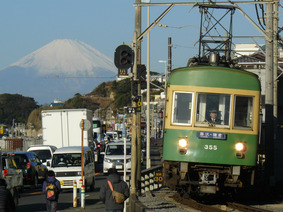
163,66,261,195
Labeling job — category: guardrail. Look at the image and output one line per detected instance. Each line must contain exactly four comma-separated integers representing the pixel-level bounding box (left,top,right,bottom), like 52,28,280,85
126,165,163,194
126,165,164,212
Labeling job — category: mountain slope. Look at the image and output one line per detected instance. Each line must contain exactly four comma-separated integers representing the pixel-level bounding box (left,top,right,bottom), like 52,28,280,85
0,39,117,104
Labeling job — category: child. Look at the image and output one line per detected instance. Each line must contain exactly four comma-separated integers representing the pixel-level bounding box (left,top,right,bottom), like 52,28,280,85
42,170,61,212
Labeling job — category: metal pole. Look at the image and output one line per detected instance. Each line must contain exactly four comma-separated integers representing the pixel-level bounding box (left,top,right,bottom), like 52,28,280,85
146,5,151,169
80,120,84,180
73,180,77,208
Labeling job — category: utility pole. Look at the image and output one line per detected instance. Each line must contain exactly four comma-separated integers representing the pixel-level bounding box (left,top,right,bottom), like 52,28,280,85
168,37,172,76
130,0,142,197
135,0,142,196
264,0,274,185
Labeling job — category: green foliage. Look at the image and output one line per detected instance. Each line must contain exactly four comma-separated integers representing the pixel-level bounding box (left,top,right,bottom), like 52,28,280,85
63,96,99,111
0,94,38,126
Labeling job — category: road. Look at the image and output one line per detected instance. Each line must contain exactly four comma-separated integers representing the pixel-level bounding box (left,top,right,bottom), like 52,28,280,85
16,139,163,211
17,157,107,212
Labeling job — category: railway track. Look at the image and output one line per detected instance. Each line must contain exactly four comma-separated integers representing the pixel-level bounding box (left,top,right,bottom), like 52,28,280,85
173,193,274,212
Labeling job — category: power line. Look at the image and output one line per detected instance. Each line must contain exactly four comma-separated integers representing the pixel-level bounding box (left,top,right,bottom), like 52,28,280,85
41,75,117,79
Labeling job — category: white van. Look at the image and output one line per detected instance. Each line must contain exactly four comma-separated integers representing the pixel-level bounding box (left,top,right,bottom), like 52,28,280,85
48,146,95,190
27,145,57,166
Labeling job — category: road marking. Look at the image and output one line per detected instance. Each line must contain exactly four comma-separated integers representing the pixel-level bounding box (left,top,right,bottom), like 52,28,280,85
22,191,42,196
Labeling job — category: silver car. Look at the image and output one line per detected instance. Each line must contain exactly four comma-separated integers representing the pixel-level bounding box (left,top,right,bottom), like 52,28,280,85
103,142,131,174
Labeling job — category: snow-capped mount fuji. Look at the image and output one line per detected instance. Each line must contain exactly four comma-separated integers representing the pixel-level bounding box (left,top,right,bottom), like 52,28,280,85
0,39,117,105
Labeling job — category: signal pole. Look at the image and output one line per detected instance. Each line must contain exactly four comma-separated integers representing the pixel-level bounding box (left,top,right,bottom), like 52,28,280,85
135,0,142,196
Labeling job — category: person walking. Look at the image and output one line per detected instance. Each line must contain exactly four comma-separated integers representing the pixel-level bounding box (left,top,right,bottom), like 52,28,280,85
0,179,16,212
99,168,130,212
42,170,61,212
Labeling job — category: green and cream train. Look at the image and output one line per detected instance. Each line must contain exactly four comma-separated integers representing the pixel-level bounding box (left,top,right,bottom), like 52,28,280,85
163,64,261,196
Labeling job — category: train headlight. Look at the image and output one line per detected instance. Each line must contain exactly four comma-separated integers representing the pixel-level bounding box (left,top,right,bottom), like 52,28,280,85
179,138,188,148
235,142,246,152
178,137,188,153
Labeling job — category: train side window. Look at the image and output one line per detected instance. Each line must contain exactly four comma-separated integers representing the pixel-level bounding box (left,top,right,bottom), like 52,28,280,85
234,96,253,129
172,92,193,125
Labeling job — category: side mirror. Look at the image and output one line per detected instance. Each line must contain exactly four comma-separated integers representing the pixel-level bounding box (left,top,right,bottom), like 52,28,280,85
47,161,51,167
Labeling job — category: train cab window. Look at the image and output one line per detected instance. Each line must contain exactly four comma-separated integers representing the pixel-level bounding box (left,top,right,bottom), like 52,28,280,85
172,91,193,125
195,93,231,127
234,96,253,129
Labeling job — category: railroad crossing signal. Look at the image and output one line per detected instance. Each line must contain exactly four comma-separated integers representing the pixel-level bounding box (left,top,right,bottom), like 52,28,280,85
137,64,146,81
114,45,134,70
131,80,138,98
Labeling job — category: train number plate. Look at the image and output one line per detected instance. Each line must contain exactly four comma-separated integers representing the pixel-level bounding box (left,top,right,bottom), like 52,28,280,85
197,131,227,140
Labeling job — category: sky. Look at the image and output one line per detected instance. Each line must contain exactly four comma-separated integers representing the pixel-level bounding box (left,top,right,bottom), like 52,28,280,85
0,0,278,74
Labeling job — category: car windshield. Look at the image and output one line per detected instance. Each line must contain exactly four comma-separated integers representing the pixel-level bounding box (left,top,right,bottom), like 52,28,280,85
30,150,51,161
12,154,28,168
52,153,81,167
106,145,131,155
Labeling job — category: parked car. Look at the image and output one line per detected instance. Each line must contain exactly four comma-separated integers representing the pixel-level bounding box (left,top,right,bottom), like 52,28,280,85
27,145,57,166
7,151,48,188
103,142,132,174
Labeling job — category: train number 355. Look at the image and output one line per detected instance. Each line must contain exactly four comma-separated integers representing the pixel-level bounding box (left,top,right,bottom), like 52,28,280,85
204,145,217,150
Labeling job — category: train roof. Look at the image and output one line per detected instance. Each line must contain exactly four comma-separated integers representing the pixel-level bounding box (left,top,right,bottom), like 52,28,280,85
168,66,261,91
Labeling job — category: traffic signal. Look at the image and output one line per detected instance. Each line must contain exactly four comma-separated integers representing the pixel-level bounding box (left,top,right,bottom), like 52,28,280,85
114,45,134,70
131,80,138,98
137,64,146,81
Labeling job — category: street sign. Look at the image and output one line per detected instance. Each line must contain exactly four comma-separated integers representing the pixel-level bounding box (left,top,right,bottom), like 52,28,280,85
80,119,91,131
127,107,136,114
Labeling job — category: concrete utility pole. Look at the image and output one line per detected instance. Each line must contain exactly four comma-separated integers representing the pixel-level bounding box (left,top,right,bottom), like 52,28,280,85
264,0,274,184
168,37,172,76
146,4,151,169
130,0,142,196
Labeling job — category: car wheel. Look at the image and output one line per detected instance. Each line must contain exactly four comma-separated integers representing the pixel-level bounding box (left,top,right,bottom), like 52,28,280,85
32,174,38,189
13,188,19,205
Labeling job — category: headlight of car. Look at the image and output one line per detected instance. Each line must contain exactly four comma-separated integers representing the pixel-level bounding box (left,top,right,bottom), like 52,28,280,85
76,171,81,176
126,158,131,163
104,158,112,163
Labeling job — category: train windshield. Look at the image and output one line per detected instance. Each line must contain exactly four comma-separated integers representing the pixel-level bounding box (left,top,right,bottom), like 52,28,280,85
234,96,253,129
172,91,193,125
196,93,231,127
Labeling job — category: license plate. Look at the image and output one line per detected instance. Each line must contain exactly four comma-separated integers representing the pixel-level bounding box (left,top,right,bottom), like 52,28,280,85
116,165,123,169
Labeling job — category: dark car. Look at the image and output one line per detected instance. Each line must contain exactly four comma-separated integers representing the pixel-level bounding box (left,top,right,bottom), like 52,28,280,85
7,151,48,188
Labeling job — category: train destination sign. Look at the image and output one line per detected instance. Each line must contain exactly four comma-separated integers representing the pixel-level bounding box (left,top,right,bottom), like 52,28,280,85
197,131,227,140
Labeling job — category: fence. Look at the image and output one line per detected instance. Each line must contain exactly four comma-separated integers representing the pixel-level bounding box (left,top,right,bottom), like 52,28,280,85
126,165,163,194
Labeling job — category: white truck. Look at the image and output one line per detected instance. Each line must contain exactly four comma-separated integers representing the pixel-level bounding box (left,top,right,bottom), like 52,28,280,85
41,109,98,160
